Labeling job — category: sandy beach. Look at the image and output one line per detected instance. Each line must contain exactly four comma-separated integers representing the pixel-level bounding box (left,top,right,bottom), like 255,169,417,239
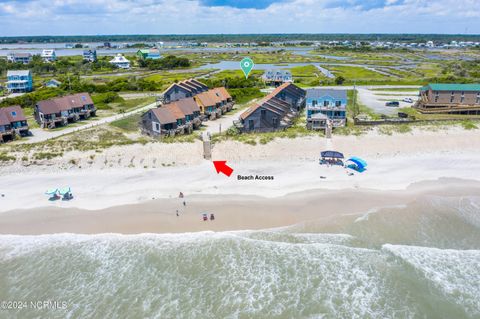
1,127,480,234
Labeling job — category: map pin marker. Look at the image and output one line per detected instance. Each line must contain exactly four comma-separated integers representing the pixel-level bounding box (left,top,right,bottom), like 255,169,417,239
240,57,254,79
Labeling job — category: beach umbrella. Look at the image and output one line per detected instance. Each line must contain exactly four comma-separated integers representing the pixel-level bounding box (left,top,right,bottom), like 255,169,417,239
45,188,58,196
347,157,368,171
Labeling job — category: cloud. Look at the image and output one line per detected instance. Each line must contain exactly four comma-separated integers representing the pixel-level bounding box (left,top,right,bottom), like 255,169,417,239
0,0,478,36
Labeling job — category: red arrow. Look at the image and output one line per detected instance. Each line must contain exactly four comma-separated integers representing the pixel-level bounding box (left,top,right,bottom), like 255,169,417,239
213,161,234,177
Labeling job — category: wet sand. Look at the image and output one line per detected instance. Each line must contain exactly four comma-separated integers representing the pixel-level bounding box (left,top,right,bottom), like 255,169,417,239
1,179,478,235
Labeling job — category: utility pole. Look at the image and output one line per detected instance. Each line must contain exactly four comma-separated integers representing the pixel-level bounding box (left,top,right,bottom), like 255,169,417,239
352,81,357,118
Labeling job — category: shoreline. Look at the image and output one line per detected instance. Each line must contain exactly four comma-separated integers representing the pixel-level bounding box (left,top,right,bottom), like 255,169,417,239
1,179,479,235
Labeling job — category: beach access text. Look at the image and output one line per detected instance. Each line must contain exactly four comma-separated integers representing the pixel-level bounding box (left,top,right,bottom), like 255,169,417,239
237,175,274,181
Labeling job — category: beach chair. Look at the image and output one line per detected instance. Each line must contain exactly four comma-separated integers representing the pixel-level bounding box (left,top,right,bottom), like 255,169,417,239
202,213,208,221
45,188,60,201
59,187,73,201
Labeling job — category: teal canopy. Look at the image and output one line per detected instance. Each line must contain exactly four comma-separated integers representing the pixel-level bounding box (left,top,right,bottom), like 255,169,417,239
58,187,71,195
45,188,58,195
347,157,367,170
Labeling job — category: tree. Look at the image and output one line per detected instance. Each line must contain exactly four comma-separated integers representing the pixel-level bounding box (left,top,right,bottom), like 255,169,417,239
335,76,346,85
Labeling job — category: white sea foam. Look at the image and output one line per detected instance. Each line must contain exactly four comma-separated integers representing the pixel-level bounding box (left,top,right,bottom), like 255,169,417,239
0,232,409,319
383,244,480,317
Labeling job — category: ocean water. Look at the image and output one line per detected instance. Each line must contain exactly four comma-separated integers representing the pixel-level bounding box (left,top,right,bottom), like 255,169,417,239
0,196,479,319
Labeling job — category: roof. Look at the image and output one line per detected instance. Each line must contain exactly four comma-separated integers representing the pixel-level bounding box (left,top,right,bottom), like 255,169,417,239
212,87,232,100
306,89,347,100
110,54,130,63
263,69,292,77
46,79,62,85
188,79,208,90
423,83,480,92
195,91,218,107
164,104,185,120
321,151,344,159
1,105,26,122
37,93,93,114
0,109,10,126
41,49,55,56
151,107,176,124
7,70,31,77
240,83,305,120
172,97,200,115
9,52,31,58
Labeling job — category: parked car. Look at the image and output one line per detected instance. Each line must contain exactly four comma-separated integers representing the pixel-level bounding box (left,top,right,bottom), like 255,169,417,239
385,101,400,107
403,98,413,103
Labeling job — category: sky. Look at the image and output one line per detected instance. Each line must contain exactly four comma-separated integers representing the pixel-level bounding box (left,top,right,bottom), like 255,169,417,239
0,0,478,36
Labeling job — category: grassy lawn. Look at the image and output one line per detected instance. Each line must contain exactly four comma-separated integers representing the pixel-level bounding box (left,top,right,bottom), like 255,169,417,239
110,114,141,132
328,65,389,81
211,114,324,145
290,65,324,87
95,96,156,116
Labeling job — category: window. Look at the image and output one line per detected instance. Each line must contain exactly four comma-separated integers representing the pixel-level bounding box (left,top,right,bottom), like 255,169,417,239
434,96,439,103
261,109,266,119
11,111,17,117
312,100,317,106
460,96,465,103
323,100,329,107
450,96,454,103
148,112,152,119
477,93,480,104
248,119,254,130
155,123,160,131
335,101,341,107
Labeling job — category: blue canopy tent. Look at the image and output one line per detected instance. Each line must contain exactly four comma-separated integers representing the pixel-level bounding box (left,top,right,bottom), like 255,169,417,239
320,151,344,159
320,150,345,166
347,157,368,172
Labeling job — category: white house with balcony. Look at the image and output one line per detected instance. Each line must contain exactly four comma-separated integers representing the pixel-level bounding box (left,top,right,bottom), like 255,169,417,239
109,54,130,69
41,49,57,62
305,89,347,130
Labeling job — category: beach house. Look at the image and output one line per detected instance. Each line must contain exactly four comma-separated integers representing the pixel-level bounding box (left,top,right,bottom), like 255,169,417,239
305,89,347,129
83,50,97,62
262,70,293,86
141,96,205,137
7,53,32,64
236,83,305,132
35,93,96,129
162,79,209,103
141,106,182,137
6,70,33,93
268,82,306,111
45,79,62,88
0,106,29,142
41,49,57,62
194,90,224,120
171,97,202,129
212,87,234,113
109,54,130,69
415,83,480,114
137,49,161,60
